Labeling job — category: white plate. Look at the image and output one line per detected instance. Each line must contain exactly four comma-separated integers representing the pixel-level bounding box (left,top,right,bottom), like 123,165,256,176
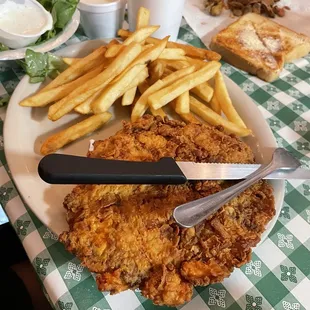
4,39,284,238
0,10,80,61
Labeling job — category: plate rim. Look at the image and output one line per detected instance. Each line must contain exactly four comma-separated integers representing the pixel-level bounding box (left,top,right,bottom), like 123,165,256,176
0,10,80,61
4,39,284,242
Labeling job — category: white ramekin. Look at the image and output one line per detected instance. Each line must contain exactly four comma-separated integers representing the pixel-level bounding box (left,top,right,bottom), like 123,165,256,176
78,0,126,39
0,0,53,49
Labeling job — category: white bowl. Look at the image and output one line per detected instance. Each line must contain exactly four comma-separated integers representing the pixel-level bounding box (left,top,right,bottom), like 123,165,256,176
0,10,80,61
0,0,53,49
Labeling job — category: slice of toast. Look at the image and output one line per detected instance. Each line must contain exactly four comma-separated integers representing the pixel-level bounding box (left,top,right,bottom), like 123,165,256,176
210,13,310,82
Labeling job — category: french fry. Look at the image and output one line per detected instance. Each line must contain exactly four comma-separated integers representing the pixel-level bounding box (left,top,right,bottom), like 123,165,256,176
92,65,148,113
76,69,141,113
48,42,142,121
142,44,153,51
122,87,137,106
135,7,150,45
170,100,201,124
164,60,190,71
132,66,196,122
118,29,221,61
185,57,208,69
106,39,120,48
138,80,150,94
158,48,186,60
137,81,168,124
150,106,166,118
190,82,214,103
74,90,102,114
20,64,105,107
175,91,190,114
48,84,103,119
149,61,221,110
189,96,252,137
209,94,221,114
40,112,112,155
126,68,149,91
149,60,166,84
105,26,160,58
43,46,106,91
121,7,150,110
165,64,213,103
62,57,81,66
162,67,174,78
214,71,246,128
113,36,169,83
161,66,196,85
179,112,201,124
159,39,221,61
136,7,150,29
132,80,164,122
165,61,214,102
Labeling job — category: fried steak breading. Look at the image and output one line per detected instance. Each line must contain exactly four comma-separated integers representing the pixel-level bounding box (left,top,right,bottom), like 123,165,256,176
60,116,275,306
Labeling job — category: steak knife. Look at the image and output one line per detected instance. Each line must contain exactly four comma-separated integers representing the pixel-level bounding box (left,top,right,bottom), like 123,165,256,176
38,154,310,184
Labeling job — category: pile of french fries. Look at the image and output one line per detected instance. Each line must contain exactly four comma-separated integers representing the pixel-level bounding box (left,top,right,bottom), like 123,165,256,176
20,7,252,155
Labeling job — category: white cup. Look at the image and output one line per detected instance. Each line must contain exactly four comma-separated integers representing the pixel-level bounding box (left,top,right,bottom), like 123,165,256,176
127,0,185,41
78,0,126,39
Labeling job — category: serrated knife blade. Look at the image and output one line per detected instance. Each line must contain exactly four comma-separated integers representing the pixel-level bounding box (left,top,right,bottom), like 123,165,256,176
176,162,310,180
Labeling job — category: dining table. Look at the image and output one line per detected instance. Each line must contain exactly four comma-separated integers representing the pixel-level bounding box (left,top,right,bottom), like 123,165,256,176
0,15,310,310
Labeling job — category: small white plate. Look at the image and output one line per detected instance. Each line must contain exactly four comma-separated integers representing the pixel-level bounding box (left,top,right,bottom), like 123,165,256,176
4,40,284,238
0,10,80,61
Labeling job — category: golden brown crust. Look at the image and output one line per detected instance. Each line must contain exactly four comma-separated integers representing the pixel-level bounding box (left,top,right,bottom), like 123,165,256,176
88,115,254,163
60,115,275,306
141,266,193,306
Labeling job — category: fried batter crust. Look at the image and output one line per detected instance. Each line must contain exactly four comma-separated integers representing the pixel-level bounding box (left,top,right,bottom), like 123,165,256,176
60,116,275,306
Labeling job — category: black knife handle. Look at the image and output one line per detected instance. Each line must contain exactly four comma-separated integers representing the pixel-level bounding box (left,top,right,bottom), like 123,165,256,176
38,154,187,185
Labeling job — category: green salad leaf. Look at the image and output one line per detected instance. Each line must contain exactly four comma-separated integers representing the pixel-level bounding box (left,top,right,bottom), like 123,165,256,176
52,0,79,29
0,43,9,52
0,96,10,107
17,49,68,84
36,0,79,44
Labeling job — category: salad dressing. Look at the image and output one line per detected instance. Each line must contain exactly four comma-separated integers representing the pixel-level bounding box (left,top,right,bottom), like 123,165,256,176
0,0,51,36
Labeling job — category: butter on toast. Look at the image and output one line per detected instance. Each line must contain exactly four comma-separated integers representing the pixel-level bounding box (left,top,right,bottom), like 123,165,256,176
210,13,310,82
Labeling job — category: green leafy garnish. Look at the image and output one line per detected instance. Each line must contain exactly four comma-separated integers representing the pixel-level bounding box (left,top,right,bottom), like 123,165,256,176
0,96,10,107
17,49,68,84
52,0,78,29
37,0,79,44
0,43,9,52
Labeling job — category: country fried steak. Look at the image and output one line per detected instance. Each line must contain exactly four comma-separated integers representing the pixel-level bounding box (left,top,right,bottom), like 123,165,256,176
59,115,275,306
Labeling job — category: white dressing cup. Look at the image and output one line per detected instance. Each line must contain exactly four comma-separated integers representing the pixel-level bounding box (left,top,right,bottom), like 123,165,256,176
78,0,126,39
0,0,53,49
127,0,186,41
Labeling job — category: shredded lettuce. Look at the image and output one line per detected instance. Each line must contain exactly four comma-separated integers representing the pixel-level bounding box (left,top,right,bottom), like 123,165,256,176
17,49,68,84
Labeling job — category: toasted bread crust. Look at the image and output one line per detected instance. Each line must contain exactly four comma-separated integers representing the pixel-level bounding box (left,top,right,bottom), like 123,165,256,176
211,13,310,81
210,41,280,82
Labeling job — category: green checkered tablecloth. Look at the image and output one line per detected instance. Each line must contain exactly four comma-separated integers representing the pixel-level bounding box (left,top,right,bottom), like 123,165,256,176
1,20,310,310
